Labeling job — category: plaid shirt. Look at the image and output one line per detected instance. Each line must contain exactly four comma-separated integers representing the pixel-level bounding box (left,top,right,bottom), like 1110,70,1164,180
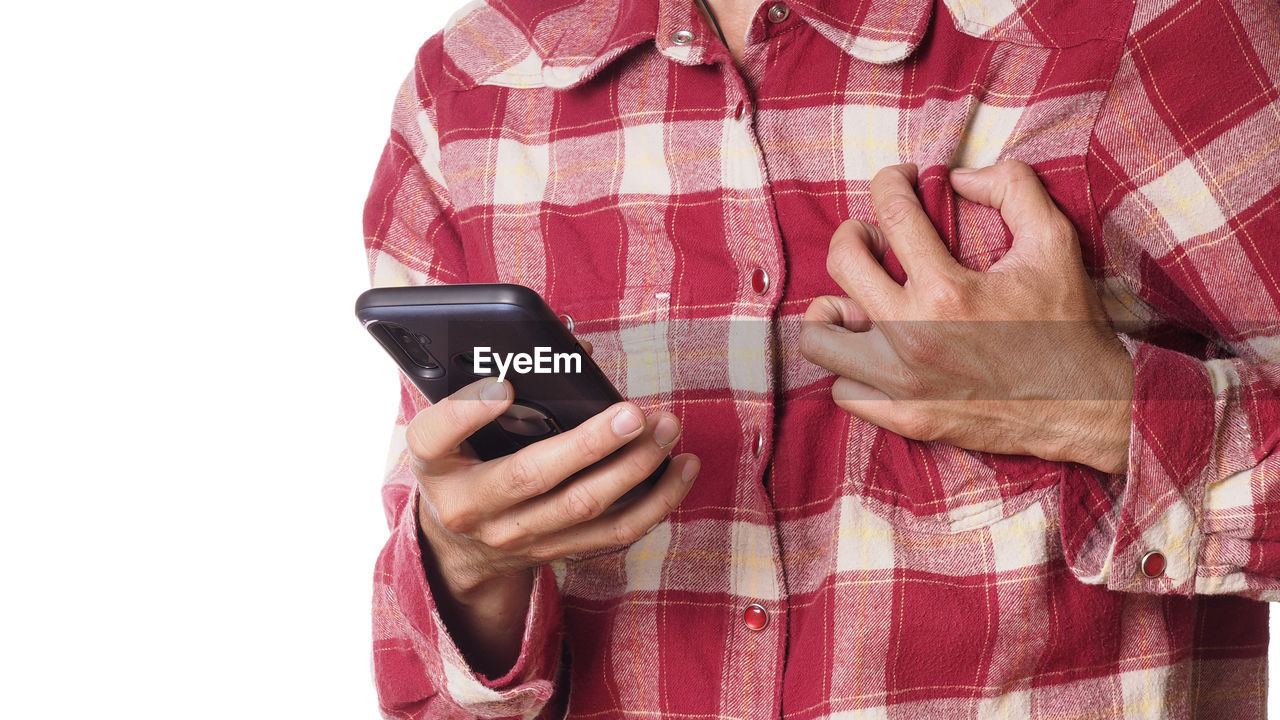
364,0,1280,717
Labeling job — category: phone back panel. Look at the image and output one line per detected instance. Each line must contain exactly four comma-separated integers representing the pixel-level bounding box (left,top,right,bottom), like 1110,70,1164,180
356,283,625,461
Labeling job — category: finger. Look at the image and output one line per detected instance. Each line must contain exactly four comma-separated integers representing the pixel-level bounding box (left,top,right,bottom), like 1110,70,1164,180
831,378,940,444
406,377,513,462
580,339,594,356
499,412,680,537
799,321,899,394
829,376,897,428
948,160,1077,256
826,220,903,314
534,453,700,559
869,164,958,277
485,402,651,506
803,294,873,333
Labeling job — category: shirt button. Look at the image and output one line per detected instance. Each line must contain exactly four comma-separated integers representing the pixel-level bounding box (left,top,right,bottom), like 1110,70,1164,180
752,429,764,457
743,603,769,630
1140,550,1167,578
734,100,746,121
671,30,695,45
751,267,770,295
557,313,575,332
768,4,790,23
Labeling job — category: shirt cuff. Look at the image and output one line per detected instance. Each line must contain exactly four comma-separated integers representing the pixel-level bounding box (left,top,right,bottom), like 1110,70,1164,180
379,483,563,716
1060,336,1214,595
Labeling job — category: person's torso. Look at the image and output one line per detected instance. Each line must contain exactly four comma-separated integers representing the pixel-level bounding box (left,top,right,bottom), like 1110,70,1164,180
410,0,1271,716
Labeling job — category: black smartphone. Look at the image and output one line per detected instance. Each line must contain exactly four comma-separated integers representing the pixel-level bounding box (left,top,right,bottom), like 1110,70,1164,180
356,283,667,493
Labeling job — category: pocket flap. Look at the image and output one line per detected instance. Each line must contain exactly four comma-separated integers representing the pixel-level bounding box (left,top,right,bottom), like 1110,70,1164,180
942,0,1132,47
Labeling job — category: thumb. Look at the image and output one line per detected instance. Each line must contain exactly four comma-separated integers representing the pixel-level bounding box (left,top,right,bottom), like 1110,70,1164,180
802,294,873,332
949,160,1078,258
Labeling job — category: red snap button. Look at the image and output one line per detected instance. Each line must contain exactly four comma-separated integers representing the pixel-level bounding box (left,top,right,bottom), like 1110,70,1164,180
752,430,763,457
734,100,746,121
751,267,769,295
743,603,769,630
1140,550,1166,578
557,313,575,332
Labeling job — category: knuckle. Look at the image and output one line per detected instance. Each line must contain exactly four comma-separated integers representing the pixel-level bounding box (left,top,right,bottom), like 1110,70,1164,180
831,218,869,243
442,396,472,431
877,196,917,229
825,246,851,280
1006,175,1042,204
892,366,929,397
830,381,847,408
832,218,866,241
507,452,550,498
525,543,560,565
1049,216,1077,243
894,407,937,442
1002,165,1048,203
626,449,662,483
476,522,523,551
896,324,942,364
798,323,824,362
827,224,866,271
925,275,974,318
434,499,478,535
997,159,1034,180
405,416,437,461
661,480,685,512
613,519,644,546
571,426,608,462
564,485,604,523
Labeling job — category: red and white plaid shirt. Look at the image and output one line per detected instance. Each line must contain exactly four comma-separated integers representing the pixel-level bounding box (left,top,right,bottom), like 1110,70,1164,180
364,0,1280,717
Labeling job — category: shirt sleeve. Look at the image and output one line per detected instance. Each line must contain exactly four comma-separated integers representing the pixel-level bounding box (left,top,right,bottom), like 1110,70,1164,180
1059,0,1280,600
365,54,565,718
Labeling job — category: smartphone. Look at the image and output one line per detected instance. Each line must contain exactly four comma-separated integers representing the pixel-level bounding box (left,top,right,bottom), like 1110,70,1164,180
356,283,667,493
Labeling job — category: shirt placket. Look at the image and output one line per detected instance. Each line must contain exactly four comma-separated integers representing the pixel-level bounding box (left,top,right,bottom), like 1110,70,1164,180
690,5,793,717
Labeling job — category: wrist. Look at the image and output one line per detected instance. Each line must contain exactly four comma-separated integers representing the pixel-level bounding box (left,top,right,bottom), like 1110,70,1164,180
1065,339,1134,473
416,498,512,596
1071,400,1131,473
415,502,535,678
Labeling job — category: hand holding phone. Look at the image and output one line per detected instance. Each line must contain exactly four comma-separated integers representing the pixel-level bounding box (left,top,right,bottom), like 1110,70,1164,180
409,375,699,588
402,375,700,677
357,284,701,674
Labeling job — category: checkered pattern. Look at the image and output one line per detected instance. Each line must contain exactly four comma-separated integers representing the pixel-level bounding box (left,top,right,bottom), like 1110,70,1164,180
364,0,1280,717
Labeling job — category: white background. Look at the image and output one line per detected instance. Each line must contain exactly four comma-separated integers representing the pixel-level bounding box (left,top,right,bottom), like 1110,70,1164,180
0,1,1272,717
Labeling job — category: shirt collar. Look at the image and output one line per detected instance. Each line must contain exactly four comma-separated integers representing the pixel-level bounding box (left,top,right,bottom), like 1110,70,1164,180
460,0,937,91
649,0,936,68
786,0,935,64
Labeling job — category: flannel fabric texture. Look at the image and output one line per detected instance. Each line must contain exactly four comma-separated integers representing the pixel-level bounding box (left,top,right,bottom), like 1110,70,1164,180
364,0,1280,717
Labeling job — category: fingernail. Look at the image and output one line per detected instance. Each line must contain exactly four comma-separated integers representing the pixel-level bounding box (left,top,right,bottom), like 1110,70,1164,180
653,416,680,447
611,408,642,436
480,380,509,407
951,167,978,174
681,457,700,484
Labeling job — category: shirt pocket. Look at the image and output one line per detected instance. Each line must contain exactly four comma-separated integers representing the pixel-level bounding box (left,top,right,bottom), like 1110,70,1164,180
851,427,1063,533
777,391,1062,534
545,286,676,410
941,0,1131,48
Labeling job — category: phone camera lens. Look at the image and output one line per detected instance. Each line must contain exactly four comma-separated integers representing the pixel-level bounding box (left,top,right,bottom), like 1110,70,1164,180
384,324,440,371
